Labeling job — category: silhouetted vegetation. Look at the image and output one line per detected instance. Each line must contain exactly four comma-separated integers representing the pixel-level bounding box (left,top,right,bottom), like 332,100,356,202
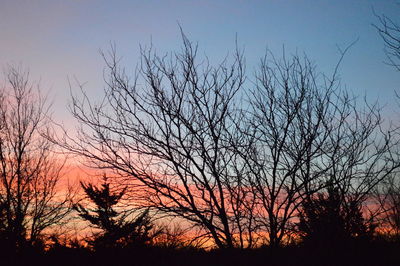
0,66,73,254
74,177,159,250
297,183,375,248
2,15,400,263
52,31,400,251
374,8,400,71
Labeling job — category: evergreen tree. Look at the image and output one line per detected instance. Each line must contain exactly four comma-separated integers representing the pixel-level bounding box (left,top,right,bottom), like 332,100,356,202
297,185,374,247
74,177,156,250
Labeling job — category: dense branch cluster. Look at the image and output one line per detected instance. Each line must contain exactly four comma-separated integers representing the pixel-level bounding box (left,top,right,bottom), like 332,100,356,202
55,33,400,249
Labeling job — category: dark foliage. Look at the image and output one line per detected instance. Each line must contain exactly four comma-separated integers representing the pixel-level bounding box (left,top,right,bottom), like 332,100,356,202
74,178,157,250
297,185,375,247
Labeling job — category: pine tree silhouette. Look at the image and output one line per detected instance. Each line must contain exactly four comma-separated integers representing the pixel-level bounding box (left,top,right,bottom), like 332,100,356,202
297,185,374,247
74,176,156,250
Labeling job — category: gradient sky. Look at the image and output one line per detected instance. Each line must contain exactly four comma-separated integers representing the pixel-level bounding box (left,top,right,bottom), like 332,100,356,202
1,0,400,124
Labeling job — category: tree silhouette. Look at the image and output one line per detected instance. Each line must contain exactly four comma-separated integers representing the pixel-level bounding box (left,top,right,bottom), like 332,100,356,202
235,51,342,247
56,31,400,249
297,183,375,247
0,66,72,251
374,9,400,239
61,32,249,249
374,175,400,237
374,8,400,71
74,177,156,250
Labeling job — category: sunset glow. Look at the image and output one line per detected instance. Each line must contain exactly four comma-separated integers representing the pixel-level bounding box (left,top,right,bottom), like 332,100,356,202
1,1,400,265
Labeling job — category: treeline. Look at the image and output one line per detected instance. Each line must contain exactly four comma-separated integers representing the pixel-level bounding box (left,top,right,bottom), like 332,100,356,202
1,14,400,265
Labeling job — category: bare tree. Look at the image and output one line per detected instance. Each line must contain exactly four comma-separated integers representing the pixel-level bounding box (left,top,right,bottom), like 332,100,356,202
236,48,400,247
233,51,340,247
373,175,400,237
374,8,400,71
318,96,398,224
59,34,253,249
372,8,400,238
0,66,73,249
293,71,400,244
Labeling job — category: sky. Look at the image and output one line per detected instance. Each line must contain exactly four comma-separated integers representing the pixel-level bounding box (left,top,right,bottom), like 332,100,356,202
1,0,400,124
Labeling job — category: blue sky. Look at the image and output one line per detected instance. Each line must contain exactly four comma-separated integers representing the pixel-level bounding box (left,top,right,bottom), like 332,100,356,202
1,0,399,122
